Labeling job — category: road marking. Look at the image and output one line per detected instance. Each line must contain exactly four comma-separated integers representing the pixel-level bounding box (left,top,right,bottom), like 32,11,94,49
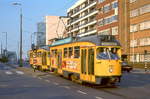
45,80,50,82
60,86,70,89
33,76,36,78
5,71,13,75
38,77,42,80
23,85,30,87
16,71,24,75
77,90,87,95
95,96,103,99
53,82,59,85
0,84,8,87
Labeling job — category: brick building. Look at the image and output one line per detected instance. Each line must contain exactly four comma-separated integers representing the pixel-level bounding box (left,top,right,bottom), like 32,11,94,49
96,0,130,57
129,0,150,62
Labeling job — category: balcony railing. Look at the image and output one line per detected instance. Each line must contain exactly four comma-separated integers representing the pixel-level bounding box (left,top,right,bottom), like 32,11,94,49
70,0,97,16
70,9,97,25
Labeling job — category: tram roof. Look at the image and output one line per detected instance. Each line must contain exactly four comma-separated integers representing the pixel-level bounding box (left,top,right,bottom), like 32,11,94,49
49,35,121,47
76,35,121,46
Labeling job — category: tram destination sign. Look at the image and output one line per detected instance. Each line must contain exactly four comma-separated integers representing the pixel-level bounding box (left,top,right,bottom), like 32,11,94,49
101,42,118,46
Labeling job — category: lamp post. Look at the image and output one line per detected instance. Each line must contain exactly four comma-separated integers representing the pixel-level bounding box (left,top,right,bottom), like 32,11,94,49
2,32,7,52
12,2,23,67
2,32,7,57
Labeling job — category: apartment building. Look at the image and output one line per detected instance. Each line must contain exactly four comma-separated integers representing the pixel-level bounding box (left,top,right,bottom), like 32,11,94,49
67,0,98,37
129,0,150,62
45,16,68,45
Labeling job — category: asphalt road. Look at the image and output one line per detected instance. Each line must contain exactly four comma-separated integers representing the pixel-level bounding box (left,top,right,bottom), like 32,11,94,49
0,63,150,99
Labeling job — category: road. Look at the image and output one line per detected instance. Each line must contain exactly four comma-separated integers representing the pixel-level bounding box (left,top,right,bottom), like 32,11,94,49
0,63,150,99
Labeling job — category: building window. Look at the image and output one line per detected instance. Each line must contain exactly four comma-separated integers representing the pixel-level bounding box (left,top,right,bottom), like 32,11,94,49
129,0,136,3
98,19,104,26
99,0,105,3
130,24,138,32
104,15,118,25
110,15,118,23
139,4,150,15
130,39,137,47
112,26,118,35
140,20,150,30
139,37,150,46
130,9,139,18
112,1,118,9
103,4,111,13
98,29,110,35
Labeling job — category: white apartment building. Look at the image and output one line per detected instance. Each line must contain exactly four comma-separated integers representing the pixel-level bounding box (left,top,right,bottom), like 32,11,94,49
67,0,98,37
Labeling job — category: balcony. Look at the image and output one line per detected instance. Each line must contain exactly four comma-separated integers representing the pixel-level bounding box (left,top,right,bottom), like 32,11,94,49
70,0,97,18
78,29,97,37
70,9,98,25
70,19,97,33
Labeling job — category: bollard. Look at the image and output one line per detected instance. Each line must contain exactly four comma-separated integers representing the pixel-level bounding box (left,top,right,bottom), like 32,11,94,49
144,62,147,72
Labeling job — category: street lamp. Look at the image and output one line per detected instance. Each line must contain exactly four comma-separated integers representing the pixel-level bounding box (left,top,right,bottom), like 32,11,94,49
12,2,23,67
2,32,7,57
2,32,7,52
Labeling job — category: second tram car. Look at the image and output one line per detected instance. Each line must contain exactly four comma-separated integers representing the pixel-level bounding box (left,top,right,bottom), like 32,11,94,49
29,48,50,71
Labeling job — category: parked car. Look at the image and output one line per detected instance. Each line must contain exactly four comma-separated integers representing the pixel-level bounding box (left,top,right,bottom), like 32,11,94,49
121,61,133,72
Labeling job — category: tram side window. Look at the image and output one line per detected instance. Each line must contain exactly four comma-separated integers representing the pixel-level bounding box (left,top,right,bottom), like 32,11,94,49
69,47,73,58
51,50,57,58
54,50,57,58
48,52,50,57
39,52,41,57
74,46,80,58
30,53,33,58
64,48,68,58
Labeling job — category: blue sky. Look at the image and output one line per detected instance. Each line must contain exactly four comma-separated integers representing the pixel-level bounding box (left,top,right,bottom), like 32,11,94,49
0,0,77,59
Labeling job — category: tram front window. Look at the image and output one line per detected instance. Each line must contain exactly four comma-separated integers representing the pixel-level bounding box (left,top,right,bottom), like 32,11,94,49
97,47,119,60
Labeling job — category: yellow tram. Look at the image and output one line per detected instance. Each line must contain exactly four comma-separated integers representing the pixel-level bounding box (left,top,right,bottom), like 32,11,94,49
50,35,122,85
29,48,50,71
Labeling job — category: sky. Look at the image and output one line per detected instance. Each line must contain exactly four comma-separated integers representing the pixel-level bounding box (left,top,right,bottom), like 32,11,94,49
0,0,78,59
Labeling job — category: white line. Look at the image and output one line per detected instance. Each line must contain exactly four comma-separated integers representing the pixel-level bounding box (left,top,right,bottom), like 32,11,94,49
16,71,24,75
45,80,50,82
33,76,36,78
95,96,103,99
60,86,70,89
0,84,8,87
38,77,42,80
53,82,59,85
5,71,13,75
77,90,87,95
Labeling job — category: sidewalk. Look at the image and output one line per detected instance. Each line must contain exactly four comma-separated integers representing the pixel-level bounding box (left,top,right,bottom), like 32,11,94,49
132,68,150,74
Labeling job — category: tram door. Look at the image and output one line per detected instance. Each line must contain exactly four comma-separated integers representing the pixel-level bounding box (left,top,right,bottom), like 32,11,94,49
88,48,94,75
81,48,94,81
81,49,87,74
57,49,62,69
42,52,47,65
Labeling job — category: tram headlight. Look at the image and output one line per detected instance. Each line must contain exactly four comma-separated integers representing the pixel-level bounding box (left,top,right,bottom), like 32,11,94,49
109,68,113,73
109,65,113,73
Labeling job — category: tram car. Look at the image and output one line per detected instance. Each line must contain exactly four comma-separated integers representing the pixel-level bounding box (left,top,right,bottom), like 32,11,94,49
49,35,122,85
29,48,50,71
